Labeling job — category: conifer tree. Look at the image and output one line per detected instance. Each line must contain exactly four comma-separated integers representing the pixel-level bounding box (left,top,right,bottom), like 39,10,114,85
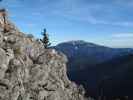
40,28,51,48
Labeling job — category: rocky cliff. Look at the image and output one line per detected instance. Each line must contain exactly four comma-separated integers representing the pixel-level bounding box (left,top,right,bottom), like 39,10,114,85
0,13,88,100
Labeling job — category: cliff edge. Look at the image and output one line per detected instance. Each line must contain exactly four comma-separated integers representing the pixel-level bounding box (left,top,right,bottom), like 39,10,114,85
0,11,88,100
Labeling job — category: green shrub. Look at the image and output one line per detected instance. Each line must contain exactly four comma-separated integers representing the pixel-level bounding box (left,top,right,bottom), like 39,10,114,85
26,34,34,38
14,47,22,55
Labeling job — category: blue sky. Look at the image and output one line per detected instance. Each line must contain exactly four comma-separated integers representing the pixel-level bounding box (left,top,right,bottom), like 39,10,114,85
0,0,133,48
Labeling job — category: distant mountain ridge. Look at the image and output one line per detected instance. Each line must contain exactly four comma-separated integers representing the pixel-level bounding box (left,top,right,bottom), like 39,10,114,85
54,40,133,71
54,40,133,97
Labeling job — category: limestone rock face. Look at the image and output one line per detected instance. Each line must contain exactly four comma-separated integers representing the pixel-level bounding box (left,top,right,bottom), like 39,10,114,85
0,14,89,100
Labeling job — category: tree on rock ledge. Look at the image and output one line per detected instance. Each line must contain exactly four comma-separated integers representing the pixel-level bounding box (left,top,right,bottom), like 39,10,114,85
40,28,51,49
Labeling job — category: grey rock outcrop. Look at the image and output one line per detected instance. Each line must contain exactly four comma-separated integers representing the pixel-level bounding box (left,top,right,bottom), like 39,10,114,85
0,12,89,100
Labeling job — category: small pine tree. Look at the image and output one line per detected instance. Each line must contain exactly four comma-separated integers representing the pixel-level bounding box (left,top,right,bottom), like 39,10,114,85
40,28,51,48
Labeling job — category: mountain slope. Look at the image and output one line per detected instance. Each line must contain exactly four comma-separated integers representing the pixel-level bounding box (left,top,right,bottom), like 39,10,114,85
54,40,133,71
66,54,133,97
54,40,133,97
96,54,133,96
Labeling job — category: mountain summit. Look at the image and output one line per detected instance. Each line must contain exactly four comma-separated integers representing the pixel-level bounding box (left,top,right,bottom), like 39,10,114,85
54,40,133,71
0,10,88,100
59,40,100,47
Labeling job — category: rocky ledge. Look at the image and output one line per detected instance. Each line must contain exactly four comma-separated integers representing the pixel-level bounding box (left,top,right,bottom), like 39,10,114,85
0,12,89,100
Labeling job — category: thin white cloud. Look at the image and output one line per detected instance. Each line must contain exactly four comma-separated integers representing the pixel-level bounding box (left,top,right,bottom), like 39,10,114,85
24,23,37,28
2,0,133,27
110,22,133,27
31,12,42,16
39,0,133,27
112,33,133,38
0,0,24,9
115,0,133,7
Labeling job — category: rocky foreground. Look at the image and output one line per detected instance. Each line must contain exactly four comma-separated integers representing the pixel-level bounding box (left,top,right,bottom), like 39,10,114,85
0,14,90,100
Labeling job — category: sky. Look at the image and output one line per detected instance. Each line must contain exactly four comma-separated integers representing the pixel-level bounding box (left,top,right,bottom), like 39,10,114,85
0,0,133,48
